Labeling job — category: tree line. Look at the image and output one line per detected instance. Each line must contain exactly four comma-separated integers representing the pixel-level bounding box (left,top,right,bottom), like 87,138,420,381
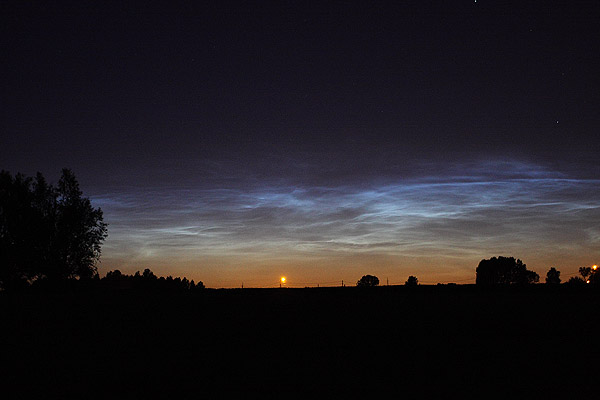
475,256,598,286
102,268,205,292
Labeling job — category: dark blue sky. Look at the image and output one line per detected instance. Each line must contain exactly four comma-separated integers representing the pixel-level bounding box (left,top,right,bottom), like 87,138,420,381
2,1,599,286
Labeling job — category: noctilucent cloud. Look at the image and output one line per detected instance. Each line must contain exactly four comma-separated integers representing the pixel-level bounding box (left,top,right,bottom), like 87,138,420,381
90,159,600,287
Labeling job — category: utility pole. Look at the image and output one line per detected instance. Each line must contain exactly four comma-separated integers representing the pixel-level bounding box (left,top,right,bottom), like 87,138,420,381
342,279,344,287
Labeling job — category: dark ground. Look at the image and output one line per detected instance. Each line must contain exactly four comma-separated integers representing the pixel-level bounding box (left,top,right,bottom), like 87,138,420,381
1,285,598,398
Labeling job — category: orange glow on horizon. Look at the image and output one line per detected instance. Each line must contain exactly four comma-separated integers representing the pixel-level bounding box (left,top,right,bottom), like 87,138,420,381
99,253,593,289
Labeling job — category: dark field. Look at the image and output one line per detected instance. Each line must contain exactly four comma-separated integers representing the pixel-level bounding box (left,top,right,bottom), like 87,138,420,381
1,286,598,398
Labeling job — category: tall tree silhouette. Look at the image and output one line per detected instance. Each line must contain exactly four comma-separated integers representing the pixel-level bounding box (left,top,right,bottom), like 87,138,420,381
47,169,107,280
0,169,107,288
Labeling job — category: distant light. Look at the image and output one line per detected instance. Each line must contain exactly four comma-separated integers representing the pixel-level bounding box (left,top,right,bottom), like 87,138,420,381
587,280,590,284
281,277,286,283
593,265,597,271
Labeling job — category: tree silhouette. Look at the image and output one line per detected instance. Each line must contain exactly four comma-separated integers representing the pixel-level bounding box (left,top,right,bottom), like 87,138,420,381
475,256,539,286
50,169,107,280
0,169,107,289
545,267,561,285
142,268,157,280
405,276,418,286
579,267,592,281
578,265,598,285
357,275,379,287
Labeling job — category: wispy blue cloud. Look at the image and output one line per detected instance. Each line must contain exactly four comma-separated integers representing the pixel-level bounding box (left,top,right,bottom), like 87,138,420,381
90,159,600,284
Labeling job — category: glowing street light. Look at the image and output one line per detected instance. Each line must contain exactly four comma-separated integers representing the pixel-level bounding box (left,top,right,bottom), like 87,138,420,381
593,265,597,271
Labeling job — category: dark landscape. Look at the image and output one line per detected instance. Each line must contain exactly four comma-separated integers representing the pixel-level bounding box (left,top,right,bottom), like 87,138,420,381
2,284,598,397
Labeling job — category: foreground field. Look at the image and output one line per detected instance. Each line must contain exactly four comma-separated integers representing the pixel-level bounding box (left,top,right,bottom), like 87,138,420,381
1,286,598,397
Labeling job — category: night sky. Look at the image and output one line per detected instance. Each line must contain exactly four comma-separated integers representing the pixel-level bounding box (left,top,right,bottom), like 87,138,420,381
2,0,599,287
